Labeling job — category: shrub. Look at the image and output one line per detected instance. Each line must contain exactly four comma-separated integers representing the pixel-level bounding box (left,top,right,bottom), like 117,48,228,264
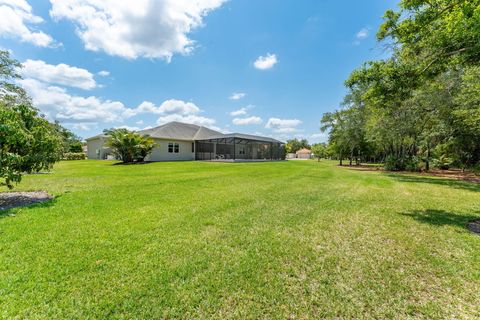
432,155,454,170
63,152,86,160
473,163,480,176
384,155,405,171
405,156,421,172
384,155,421,172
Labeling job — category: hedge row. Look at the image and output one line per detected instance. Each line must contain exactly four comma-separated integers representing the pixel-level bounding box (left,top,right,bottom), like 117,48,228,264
63,152,86,160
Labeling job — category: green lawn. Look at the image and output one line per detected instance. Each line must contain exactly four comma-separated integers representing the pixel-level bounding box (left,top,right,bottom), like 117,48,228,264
0,160,479,319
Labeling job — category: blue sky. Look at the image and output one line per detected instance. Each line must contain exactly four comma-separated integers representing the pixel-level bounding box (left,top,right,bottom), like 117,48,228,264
0,0,396,142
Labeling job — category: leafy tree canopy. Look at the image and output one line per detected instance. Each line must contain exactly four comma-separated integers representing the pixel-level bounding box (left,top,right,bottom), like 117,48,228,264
0,50,62,188
285,138,310,154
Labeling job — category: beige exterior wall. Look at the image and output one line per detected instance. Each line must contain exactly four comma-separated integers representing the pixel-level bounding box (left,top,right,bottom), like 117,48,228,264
297,153,311,159
146,139,195,161
86,137,111,159
87,137,195,161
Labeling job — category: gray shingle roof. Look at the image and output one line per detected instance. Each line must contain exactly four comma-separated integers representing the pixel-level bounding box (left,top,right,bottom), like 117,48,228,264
86,122,283,143
138,121,222,141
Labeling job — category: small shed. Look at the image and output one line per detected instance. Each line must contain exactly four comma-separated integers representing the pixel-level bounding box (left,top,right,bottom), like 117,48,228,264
296,148,312,159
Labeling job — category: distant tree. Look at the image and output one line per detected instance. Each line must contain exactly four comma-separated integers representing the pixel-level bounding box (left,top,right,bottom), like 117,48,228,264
52,121,83,154
104,128,155,163
285,138,310,153
0,50,62,189
68,141,83,153
311,143,326,161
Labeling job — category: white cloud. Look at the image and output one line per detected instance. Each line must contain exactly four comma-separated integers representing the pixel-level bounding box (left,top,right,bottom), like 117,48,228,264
229,92,245,100
232,116,262,126
157,114,216,127
265,117,302,133
21,59,97,90
19,78,127,122
123,99,201,117
117,125,142,131
20,75,218,130
310,132,328,143
356,27,369,40
0,0,55,47
70,122,96,131
49,0,226,60
18,59,219,131
230,107,247,116
229,104,255,117
122,98,217,128
254,53,277,70
98,70,110,77
274,127,298,133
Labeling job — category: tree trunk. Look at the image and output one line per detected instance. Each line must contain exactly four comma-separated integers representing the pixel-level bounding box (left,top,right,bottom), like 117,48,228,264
425,142,430,172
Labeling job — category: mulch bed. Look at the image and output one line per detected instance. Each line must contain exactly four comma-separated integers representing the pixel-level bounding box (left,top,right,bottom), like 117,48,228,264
467,220,480,235
0,191,53,211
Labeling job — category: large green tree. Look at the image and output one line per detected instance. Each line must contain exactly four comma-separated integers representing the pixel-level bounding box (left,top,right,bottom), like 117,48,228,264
0,103,62,188
321,0,480,172
0,51,61,188
0,51,62,189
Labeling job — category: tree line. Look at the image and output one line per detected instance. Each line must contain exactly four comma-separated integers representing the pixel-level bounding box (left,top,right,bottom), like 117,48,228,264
320,0,480,172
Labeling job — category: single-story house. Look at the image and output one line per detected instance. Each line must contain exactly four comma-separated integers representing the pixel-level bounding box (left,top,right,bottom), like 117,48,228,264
86,121,285,161
296,148,312,159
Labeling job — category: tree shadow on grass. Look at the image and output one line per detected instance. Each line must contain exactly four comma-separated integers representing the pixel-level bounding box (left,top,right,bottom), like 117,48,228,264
400,209,480,234
384,173,480,193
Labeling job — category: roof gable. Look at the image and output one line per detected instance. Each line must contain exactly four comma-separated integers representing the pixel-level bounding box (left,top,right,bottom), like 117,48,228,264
138,121,222,141
296,148,311,154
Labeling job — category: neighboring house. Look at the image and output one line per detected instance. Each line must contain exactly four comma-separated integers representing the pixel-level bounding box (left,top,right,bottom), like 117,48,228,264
296,148,312,159
86,134,113,160
86,121,285,161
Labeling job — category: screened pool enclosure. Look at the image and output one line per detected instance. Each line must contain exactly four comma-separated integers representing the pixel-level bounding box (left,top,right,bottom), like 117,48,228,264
195,134,285,161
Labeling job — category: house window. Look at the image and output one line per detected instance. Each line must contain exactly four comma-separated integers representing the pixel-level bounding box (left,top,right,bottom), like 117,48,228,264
191,142,194,153
168,142,179,153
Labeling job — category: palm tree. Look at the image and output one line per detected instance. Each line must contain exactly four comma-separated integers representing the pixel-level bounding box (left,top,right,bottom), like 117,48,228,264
104,129,155,163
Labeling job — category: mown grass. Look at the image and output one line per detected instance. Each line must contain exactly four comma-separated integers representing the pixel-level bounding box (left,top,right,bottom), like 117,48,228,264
0,160,479,319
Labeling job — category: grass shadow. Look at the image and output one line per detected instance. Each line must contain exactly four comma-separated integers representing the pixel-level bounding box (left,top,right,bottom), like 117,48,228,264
384,173,480,193
400,209,480,232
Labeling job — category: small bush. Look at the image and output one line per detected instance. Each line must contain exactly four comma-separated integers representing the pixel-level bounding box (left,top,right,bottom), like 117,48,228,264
384,155,421,172
405,156,421,172
432,155,454,170
63,152,86,160
384,155,405,171
473,163,480,176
